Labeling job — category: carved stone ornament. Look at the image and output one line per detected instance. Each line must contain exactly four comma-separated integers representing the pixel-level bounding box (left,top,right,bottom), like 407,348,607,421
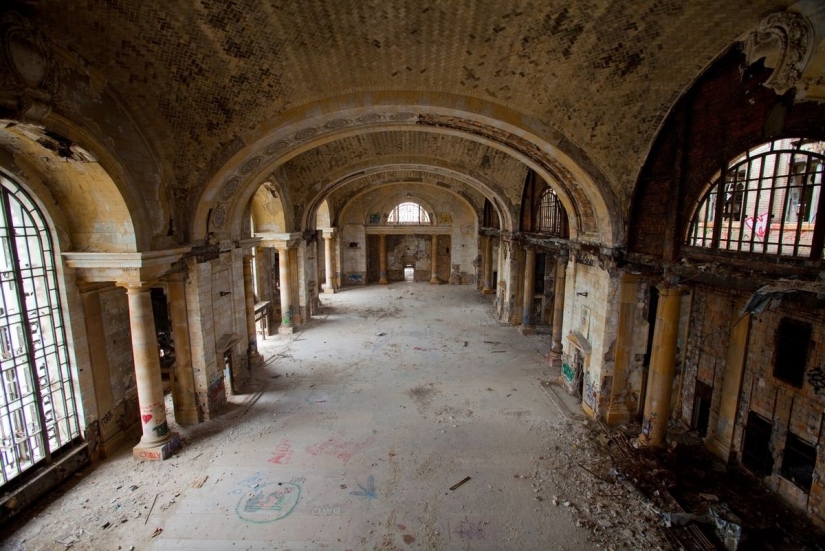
744,11,814,97
1,12,60,121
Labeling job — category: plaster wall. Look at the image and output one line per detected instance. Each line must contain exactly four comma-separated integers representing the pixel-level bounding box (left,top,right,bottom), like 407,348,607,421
340,224,367,285
560,257,620,416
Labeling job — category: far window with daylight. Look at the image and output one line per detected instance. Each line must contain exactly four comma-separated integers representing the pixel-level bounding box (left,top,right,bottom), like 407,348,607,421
387,202,431,225
535,189,569,237
687,139,825,258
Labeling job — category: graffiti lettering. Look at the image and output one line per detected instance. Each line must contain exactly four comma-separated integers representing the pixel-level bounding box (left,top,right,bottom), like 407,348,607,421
267,438,295,465
305,431,375,463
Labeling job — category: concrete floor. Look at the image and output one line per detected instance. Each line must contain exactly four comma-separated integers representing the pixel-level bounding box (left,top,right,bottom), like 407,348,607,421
1,284,669,550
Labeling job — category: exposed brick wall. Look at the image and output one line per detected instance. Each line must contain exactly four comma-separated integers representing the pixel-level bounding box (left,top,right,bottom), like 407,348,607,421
630,46,825,263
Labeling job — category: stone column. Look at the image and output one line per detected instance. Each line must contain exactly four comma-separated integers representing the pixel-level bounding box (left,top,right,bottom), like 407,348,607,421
378,234,388,285
639,284,682,447
707,299,751,463
277,247,295,334
605,272,640,425
323,233,335,294
126,285,177,460
521,246,536,330
429,234,440,284
166,273,200,426
550,251,568,355
243,254,262,362
482,236,494,294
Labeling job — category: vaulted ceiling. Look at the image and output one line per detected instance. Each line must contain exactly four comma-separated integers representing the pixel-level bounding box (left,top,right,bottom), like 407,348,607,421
3,0,813,250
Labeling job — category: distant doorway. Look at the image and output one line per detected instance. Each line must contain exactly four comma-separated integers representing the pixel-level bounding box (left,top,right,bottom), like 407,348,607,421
404,266,414,282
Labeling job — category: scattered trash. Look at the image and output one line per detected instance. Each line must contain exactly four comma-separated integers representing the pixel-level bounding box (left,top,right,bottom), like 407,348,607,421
145,493,159,525
191,475,209,488
450,476,471,491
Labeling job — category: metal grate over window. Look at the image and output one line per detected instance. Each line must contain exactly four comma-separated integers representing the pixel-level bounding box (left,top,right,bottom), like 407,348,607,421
535,189,569,237
387,202,431,225
0,174,79,488
687,139,825,258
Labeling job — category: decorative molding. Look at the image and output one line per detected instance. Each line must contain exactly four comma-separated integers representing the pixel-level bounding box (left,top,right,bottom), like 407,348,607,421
0,12,61,122
745,11,814,97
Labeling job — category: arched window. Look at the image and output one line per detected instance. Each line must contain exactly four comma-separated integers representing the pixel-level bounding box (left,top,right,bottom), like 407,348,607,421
687,139,824,258
0,173,79,487
535,189,569,237
388,202,430,225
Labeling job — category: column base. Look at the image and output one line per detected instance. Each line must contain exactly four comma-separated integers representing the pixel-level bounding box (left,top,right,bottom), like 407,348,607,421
324,288,336,294
174,406,202,426
604,404,630,425
133,433,181,461
706,435,736,465
248,350,264,368
278,324,296,334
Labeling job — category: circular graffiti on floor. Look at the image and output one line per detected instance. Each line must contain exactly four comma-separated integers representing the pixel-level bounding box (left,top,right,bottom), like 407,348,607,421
235,482,301,523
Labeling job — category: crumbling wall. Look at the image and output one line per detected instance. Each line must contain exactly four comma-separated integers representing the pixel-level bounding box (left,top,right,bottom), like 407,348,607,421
736,298,825,526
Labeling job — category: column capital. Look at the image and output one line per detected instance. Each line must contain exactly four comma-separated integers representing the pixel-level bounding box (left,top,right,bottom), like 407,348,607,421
64,248,190,285
255,232,302,249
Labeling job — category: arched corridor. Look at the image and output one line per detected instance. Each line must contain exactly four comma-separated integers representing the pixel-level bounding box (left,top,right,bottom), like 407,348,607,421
1,2,825,548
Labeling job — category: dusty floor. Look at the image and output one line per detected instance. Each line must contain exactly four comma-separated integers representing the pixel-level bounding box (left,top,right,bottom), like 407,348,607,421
1,284,820,550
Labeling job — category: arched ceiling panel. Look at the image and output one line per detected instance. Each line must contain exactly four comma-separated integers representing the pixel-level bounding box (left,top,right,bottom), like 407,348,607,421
0,123,137,252
10,0,795,226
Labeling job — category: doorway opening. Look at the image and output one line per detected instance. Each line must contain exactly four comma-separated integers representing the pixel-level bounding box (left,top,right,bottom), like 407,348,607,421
223,350,234,396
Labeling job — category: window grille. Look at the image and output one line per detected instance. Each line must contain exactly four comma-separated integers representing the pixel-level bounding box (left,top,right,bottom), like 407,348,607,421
535,189,569,237
0,174,79,488
687,139,824,257
387,202,430,225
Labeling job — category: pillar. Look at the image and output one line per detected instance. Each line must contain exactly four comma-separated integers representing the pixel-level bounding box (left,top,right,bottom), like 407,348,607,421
639,284,682,447
605,272,640,425
482,236,494,294
429,234,440,284
550,251,568,355
707,300,751,463
166,273,200,426
521,246,536,330
126,285,178,460
278,247,295,334
323,233,335,294
243,255,262,362
378,234,388,285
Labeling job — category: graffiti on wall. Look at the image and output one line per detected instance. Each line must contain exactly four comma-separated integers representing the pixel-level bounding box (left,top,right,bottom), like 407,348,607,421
807,366,825,394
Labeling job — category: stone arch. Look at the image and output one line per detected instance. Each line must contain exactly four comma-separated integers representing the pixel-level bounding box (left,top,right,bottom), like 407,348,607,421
300,162,508,234
191,93,621,247
315,200,332,229
0,122,137,253
249,180,288,234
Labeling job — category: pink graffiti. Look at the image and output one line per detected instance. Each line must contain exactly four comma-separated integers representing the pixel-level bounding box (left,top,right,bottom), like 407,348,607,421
305,432,376,463
744,212,769,238
267,438,295,465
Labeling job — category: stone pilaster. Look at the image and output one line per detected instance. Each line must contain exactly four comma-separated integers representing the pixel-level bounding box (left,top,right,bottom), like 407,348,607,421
277,247,295,334
639,284,682,447
166,273,200,426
